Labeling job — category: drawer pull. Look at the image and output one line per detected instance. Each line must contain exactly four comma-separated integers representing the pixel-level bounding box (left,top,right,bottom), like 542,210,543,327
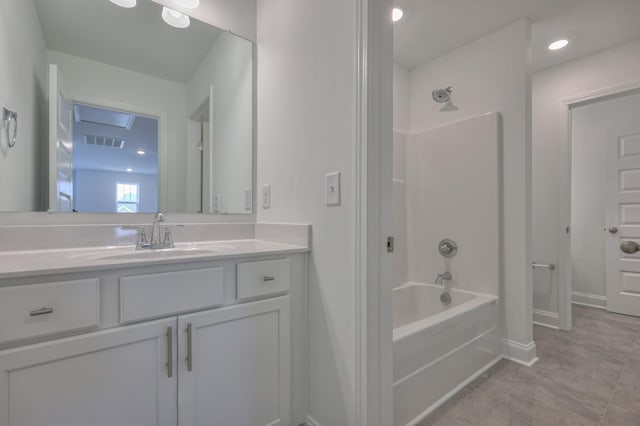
263,276,276,282
30,307,53,317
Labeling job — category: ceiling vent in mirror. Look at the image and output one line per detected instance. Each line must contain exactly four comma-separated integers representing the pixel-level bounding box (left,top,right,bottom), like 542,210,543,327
74,104,136,130
84,135,126,149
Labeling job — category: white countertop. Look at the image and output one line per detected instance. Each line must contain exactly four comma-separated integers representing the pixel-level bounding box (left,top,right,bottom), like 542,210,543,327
0,239,309,279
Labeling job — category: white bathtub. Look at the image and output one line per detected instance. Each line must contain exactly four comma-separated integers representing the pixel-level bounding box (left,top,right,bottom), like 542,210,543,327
393,283,501,426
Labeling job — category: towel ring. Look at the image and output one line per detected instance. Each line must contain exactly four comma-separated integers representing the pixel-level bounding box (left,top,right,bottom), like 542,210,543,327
3,107,18,148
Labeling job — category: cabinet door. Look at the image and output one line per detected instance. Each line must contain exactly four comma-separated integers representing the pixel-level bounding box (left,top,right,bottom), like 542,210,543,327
0,318,177,426
178,297,290,426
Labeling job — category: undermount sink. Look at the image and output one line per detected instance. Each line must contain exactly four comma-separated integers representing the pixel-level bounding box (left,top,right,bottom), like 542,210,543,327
99,247,222,260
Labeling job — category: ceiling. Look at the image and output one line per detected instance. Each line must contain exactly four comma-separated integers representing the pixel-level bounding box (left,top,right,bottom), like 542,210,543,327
35,0,222,83
73,105,159,175
393,0,640,71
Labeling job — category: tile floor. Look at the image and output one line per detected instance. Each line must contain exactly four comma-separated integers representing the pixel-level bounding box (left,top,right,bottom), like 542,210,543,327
420,305,640,425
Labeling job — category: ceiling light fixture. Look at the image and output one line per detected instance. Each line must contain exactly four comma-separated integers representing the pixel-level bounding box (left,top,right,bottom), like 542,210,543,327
109,0,137,8
167,0,200,9
126,168,133,172
162,7,191,28
137,150,145,155
548,39,569,51
392,7,404,22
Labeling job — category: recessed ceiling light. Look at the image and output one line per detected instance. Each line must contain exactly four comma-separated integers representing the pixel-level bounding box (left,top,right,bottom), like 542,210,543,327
548,39,569,51
109,0,136,8
162,7,190,28
126,168,133,172
137,150,145,155
392,7,404,22
167,0,200,9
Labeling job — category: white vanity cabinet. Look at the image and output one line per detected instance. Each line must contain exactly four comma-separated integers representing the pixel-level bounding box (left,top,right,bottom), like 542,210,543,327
0,252,306,426
0,317,178,426
178,297,290,426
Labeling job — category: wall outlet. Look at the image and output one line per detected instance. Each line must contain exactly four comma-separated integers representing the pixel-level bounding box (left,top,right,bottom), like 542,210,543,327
244,188,252,211
326,171,341,206
262,184,271,209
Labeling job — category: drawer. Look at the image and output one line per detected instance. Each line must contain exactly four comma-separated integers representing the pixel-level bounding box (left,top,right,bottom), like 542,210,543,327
120,267,224,323
237,259,290,301
0,278,100,344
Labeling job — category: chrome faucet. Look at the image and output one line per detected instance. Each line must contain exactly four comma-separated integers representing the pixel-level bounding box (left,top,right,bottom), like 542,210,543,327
121,211,182,250
150,211,165,247
435,272,452,285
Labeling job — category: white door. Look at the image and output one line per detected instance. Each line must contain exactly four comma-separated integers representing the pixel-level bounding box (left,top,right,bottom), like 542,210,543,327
48,64,74,212
178,297,290,426
606,121,640,317
0,318,177,426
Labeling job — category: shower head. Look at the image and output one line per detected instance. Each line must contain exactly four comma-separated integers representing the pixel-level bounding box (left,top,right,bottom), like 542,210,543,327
432,87,453,103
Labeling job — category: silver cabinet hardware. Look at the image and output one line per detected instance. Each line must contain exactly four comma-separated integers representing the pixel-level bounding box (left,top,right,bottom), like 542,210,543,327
166,327,173,378
620,241,640,254
532,263,556,271
29,307,53,317
3,107,18,148
608,227,619,234
185,323,193,372
387,236,395,253
263,276,276,282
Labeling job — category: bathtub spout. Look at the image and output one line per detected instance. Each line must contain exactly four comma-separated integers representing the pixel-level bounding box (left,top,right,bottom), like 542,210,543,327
435,272,452,285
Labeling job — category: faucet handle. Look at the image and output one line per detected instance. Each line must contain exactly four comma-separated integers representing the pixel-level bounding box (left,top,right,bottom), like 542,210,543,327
121,226,149,248
162,224,184,247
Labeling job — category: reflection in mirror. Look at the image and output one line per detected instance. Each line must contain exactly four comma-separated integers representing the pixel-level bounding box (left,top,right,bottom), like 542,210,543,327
0,0,253,214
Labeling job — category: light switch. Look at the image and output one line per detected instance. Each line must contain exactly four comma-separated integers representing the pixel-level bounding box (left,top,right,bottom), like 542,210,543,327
326,172,341,206
262,184,271,209
244,188,252,211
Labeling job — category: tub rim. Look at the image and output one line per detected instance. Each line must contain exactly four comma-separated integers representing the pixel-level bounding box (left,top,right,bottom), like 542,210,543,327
393,282,498,342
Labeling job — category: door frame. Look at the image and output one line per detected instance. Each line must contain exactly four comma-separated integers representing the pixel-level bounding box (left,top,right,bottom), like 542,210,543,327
558,80,640,330
70,94,169,212
354,0,394,425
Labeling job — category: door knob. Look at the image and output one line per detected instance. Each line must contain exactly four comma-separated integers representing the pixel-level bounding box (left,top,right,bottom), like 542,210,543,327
608,227,619,234
620,241,639,254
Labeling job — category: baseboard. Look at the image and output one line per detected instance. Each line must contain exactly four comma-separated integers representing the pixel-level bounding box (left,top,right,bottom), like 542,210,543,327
502,339,538,367
572,291,607,309
304,415,321,426
532,309,560,329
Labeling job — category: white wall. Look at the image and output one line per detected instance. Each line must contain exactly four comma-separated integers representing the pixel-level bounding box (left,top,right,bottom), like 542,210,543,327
47,50,188,213
187,32,253,214
407,20,534,357
532,39,640,316
392,63,410,288
0,0,47,212
74,169,158,213
257,0,357,424
405,114,501,296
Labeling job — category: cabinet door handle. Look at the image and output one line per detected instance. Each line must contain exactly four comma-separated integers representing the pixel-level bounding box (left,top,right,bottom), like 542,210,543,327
263,276,276,282
185,323,193,372
30,307,53,317
166,327,173,378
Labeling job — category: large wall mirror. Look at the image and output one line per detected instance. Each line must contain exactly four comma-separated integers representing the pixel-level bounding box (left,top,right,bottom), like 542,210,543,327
0,0,254,214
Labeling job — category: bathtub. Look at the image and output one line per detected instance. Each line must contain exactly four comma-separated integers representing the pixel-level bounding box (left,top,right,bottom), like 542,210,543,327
393,283,501,426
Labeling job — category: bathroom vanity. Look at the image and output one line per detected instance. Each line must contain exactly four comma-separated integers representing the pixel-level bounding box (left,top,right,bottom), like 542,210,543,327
0,235,309,426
